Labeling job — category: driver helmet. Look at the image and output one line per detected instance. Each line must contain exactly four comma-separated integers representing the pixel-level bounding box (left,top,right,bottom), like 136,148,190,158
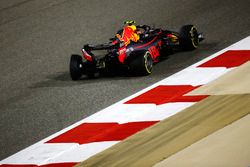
124,20,136,31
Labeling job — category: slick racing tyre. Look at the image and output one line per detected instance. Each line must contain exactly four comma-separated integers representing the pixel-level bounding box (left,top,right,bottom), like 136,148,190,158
70,54,83,80
129,51,153,75
179,25,199,50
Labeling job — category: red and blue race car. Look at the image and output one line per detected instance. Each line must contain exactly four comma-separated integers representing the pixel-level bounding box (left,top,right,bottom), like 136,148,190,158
69,24,204,80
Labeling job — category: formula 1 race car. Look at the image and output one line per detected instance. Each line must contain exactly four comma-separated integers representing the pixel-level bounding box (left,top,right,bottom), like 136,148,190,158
69,24,204,80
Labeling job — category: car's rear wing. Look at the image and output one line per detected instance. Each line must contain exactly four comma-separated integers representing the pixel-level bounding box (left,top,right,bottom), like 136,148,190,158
84,43,116,51
81,44,117,62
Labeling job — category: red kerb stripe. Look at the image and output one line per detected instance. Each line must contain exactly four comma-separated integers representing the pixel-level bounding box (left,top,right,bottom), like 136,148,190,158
198,50,250,68
125,85,208,105
46,122,158,144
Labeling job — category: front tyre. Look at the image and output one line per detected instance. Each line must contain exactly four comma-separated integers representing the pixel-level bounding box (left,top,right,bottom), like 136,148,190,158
179,25,199,50
70,54,83,80
129,51,153,76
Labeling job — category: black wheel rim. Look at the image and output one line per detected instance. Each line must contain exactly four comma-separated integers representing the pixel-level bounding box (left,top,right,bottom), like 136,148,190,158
190,27,199,48
145,52,153,73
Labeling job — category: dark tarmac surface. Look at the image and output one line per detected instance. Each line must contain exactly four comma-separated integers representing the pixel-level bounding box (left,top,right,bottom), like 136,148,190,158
0,0,249,160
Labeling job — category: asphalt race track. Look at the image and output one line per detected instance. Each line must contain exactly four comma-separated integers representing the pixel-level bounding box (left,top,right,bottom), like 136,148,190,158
0,0,249,160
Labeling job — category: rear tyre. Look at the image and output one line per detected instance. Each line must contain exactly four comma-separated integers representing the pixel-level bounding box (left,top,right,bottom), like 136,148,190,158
179,25,199,50
70,54,83,80
129,51,153,76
